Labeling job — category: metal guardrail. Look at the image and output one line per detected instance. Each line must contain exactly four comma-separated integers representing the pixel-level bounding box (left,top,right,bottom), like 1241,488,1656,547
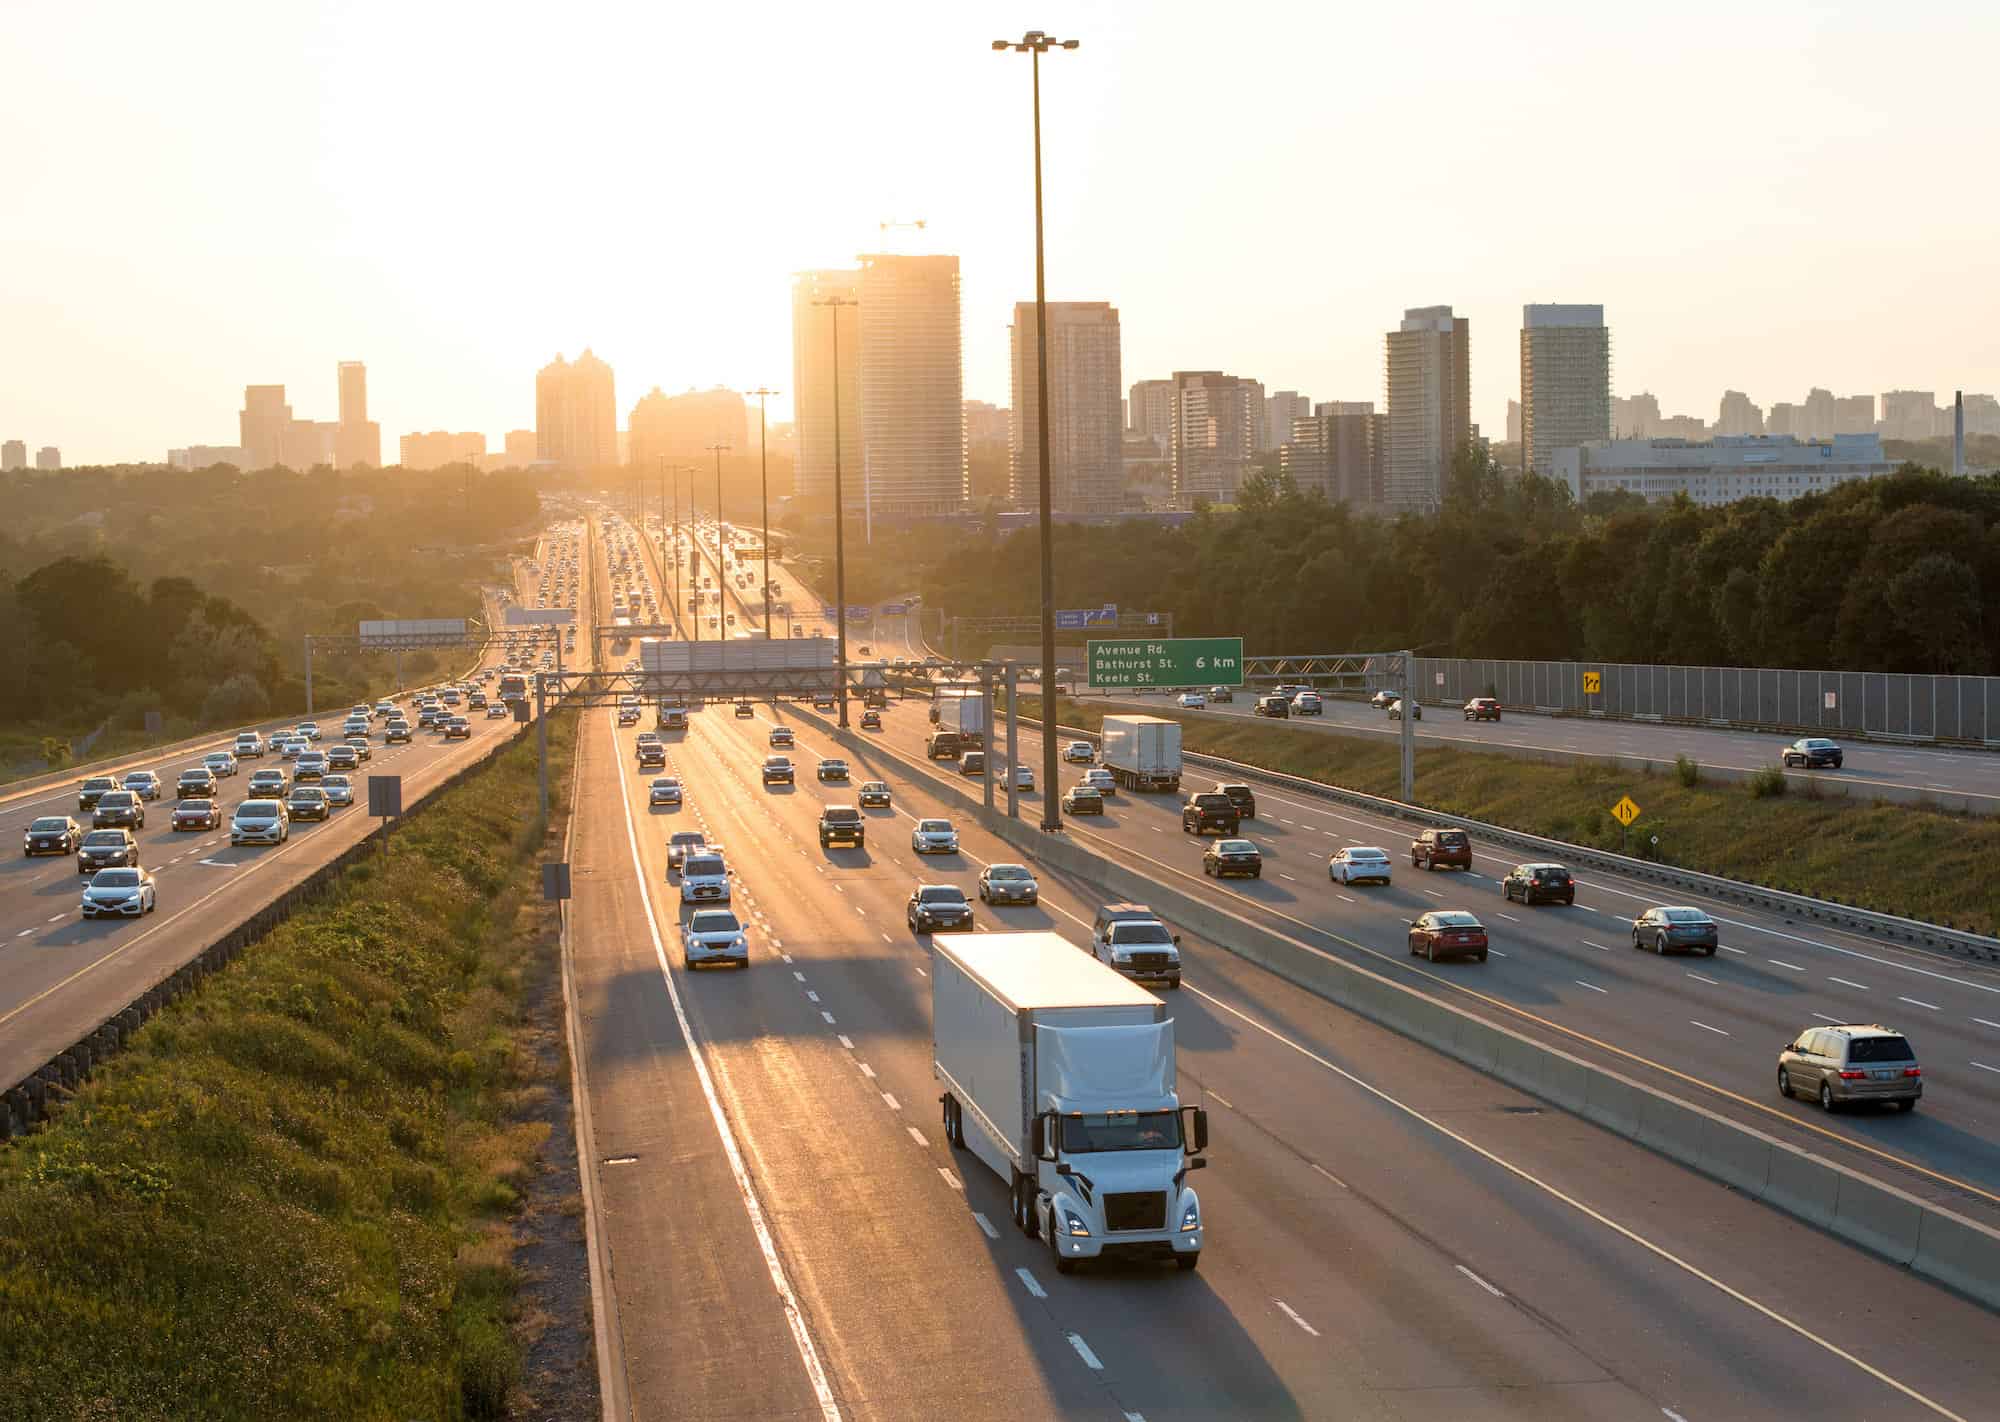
1033,716,2000,966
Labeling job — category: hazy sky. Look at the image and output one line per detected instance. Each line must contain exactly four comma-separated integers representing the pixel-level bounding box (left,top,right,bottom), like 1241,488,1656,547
4,1,1996,465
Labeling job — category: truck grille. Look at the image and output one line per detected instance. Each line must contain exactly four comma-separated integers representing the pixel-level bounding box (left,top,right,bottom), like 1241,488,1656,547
1104,1191,1167,1232
1126,952,1174,971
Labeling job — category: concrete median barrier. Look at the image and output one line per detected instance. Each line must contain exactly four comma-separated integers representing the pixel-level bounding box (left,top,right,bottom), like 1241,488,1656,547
811,706,2000,1311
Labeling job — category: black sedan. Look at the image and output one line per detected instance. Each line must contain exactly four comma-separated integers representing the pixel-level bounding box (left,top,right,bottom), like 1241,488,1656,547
1202,838,1263,879
1780,738,1843,770
907,884,974,933
1632,906,1718,956
23,816,80,856
172,799,223,832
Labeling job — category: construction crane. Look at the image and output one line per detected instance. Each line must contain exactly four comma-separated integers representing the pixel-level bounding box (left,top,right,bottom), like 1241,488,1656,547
875,218,928,254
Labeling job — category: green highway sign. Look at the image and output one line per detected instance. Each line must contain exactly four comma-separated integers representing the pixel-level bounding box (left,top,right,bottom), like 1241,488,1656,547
1087,637,1244,689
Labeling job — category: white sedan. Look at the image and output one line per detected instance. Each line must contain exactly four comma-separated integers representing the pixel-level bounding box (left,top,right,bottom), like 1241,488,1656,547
1177,692,1207,710
911,819,960,854
1329,846,1394,885
1062,741,1094,764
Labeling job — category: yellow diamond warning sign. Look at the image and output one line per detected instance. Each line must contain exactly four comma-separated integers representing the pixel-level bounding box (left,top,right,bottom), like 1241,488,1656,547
1610,795,1641,827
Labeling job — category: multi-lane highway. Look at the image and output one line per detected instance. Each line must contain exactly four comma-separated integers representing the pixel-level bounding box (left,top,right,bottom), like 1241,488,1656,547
1079,683,2000,815
560,509,1998,1420
0,517,591,1102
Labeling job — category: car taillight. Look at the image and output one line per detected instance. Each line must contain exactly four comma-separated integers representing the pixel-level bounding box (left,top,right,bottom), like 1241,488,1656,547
1903,1067,1922,1077
1838,1070,1867,1080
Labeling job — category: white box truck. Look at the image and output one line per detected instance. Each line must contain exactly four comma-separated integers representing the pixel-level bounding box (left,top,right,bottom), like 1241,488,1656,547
1100,714,1182,793
933,932,1209,1273
939,692,987,746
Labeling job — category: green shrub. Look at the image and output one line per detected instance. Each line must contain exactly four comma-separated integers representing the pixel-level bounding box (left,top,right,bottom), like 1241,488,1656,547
1675,754,1700,787
1748,764,1788,798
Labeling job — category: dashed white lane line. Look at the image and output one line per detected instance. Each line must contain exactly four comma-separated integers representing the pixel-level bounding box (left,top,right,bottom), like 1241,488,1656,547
1968,1062,2000,1075
1769,959,1805,972
1207,1091,1234,1109
905,1125,927,1147
1580,940,1610,952
857,1061,875,1079
1422,889,1445,899
45,914,63,923
939,1168,963,1191
1721,945,1748,955
854,905,867,917
1575,980,1608,994
1335,893,1355,904
1310,1162,1348,1188
1066,1333,1105,1370
882,1092,901,1110
1814,1013,1844,1024
1686,972,1720,986
14,929,31,938
837,1034,854,1050
1273,1299,1321,1336
1691,1020,1731,1036
1977,1019,2000,1032
1900,996,1940,1011
973,1212,1000,1240
820,1010,836,1025
1016,1267,1047,1298
1488,948,1509,957
1456,1264,1506,1298
1829,977,1870,991
793,970,806,982
1279,873,1298,882
806,991,820,1003
1496,912,1521,923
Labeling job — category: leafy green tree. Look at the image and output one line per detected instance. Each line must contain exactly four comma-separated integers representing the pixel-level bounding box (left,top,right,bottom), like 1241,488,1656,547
1885,554,1986,672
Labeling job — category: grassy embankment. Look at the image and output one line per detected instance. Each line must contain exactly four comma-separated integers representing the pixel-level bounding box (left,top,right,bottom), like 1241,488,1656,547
0,710,580,1419
1025,696,2000,935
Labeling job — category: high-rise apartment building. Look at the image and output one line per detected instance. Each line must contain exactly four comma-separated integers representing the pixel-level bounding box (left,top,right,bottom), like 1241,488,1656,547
1834,394,1875,435
1281,401,1384,506
1505,399,1522,444
1383,306,1471,512
1265,390,1312,451
35,447,61,471
1963,394,2000,438
963,400,1010,451
1612,392,1661,438
628,387,750,469
1127,379,1174,452
503,431,537,466
1,440,24,471
239,385,292,470
400,431,487,470
791,269,865,512
857,253,966,515
535,351,617,471
1169,371,1263,507
1520,304,1610,476
334,360,381,468
1767,402,1802,437
1880,390,1943,441
1008,300,1123,512
1716,390,1764,437
168,445,248,470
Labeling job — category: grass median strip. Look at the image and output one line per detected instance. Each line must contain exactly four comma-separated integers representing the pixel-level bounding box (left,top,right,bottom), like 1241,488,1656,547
1023,695,2000,935
0,710,582,1420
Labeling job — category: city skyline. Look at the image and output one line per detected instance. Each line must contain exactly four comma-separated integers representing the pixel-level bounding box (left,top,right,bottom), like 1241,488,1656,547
3,4,1995,467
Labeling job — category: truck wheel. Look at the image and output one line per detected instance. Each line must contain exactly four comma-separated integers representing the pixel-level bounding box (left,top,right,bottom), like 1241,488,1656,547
1176,1252,1200,1272
1049,1224,1075,1275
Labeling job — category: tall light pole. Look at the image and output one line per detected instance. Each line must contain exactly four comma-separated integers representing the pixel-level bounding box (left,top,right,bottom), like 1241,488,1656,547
995,29,1077,833
707,442,730,640
814,293,856,729
747,387,779,637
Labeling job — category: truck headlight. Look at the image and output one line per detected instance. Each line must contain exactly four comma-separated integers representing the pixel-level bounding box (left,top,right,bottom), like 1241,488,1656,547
1112,951,1132,963
1063,1209,1091,1238
1180,1201,1201,1232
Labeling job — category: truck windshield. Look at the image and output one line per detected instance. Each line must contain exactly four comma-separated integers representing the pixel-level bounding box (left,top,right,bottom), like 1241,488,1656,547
1059,1111,1181,1153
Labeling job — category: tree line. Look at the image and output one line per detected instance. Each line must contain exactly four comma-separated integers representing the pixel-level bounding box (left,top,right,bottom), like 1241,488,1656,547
903,455,2000,675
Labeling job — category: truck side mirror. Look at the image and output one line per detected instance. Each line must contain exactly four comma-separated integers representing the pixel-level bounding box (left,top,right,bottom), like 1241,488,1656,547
1030,1114,1046,1159
1184,1105,1209,1153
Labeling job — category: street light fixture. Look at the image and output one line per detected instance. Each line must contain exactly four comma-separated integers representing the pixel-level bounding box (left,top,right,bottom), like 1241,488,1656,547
994,29,1077,832
747,387,779,638
813,293,857,729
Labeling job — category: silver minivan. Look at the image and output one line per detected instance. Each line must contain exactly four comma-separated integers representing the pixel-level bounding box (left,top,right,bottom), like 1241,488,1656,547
1778,1024,1921,1111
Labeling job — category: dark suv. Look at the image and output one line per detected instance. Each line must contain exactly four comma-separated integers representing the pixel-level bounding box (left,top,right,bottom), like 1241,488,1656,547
1501,862,1574,905
1215,783,1256,820
819,805,865,849
1252,695,1289,719
93,791,146,830
1410,828,1471,871
1181,792,1241,836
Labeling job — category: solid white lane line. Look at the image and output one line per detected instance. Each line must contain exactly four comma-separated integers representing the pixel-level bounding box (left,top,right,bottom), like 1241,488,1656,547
1690,1020,1730,1036
609,724,842,1422
1273,1299,1321,1336
1015,1267,1046,1298
1455,1265,1506,1298
1575,980,1608,994
1183,983,1960,1418
1899,997,1940,1011
906,1126,927,1147
973,1212,999,1240
1066,1334,1104,1370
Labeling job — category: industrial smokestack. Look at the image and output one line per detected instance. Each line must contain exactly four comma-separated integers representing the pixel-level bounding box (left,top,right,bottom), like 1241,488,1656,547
1955,390,1966,477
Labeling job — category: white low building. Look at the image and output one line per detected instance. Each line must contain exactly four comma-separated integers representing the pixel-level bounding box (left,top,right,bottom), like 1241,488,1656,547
1550,433,1894,507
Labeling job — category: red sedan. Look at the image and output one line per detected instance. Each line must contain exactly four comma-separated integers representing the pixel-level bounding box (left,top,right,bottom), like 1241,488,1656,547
1409,911,1489,963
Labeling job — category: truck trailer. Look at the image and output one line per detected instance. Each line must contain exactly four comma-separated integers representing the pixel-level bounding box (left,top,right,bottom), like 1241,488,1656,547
1099,714,1183,793
933,932,1208,1273
938,691,988,747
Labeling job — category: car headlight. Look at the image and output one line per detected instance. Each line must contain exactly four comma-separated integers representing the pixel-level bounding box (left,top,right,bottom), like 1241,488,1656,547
1112,951,1132,963
1063,1209,1091,1238
1180,1201,1201,1232
733,936,747,950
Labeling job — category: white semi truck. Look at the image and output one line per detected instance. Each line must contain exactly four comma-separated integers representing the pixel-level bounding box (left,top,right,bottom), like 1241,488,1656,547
1099,714,1182,793
932,932,1209,1273
938,690,988,746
